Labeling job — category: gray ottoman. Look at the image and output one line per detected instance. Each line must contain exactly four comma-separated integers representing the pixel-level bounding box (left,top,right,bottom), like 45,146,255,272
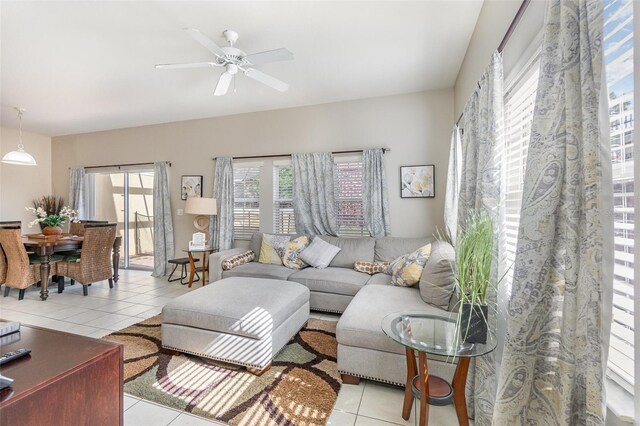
162,277,310,374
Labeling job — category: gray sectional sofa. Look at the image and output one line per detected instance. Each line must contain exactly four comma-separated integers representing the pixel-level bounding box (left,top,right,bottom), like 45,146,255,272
208,232,458,386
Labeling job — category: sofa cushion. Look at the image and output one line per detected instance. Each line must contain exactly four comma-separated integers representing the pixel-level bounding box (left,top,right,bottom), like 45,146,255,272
258,234,290,265
221,262,297,281
275,236,310,269
354,261,389,275
337,284,451,355
374,236,433,262
298,237,341,269
388,244,432,287
221,250,255,270
250,232,302,258
419,240,457,310
288,267,370,296
366,273,393,286
162,277,309,340
318,236,375,268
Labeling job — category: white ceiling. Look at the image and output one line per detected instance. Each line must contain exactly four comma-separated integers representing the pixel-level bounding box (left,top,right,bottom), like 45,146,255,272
1,1,483,136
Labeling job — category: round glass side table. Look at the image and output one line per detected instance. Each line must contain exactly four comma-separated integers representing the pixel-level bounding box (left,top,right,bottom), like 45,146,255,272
382,312,496,426
182,246,217,287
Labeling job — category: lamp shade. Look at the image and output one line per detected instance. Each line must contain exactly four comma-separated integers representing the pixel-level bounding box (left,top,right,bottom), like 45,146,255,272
184,197,217,215
2,148,37,166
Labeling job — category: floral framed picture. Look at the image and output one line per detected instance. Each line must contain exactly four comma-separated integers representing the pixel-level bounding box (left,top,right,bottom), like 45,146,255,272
181,175,203,200
400,165,435,198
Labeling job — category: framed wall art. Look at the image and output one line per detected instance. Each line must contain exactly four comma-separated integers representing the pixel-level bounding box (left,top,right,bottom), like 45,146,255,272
181,175,203,200
400,165,435,198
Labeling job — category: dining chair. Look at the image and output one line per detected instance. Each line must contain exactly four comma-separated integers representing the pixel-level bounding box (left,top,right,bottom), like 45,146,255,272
0,226,60,300
0,221,22,288
57,223,116,296
69,220,109,236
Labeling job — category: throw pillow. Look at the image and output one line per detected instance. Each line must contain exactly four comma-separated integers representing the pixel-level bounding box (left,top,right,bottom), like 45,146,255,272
276,236,311,269
298,237,341,269
419,240,457,310
354,261,390,275
221,250,256,270
258,234,291,265
387,244,432,287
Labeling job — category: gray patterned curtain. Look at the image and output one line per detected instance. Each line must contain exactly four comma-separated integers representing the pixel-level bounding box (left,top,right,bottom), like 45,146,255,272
68,167,85,218
493,0,612,423
362,148,390,238
292,152,338,236
152,162,174,277
211,157,234,250
458,51,506,424
444,125,462,242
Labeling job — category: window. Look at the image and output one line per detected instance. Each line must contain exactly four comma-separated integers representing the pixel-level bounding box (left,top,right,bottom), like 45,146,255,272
273,164,296,234
605,0,634,393
503,65,540,279
233,165,260,240
335,160,367,237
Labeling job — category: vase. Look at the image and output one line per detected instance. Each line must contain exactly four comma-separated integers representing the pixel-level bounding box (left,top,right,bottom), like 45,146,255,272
460,303,488,344
42,226,63,236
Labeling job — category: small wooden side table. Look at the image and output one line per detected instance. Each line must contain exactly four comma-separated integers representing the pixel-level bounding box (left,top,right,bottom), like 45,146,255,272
381,312,496,426
183,247,217,287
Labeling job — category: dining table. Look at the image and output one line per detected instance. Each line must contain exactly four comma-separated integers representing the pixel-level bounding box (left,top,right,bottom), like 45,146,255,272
21,234,122,301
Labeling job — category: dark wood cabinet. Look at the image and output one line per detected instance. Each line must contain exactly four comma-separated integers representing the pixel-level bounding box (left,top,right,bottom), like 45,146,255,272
0,324,123,426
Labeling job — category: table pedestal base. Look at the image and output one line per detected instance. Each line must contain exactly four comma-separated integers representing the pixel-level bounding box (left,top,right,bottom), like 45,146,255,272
403,347,471,426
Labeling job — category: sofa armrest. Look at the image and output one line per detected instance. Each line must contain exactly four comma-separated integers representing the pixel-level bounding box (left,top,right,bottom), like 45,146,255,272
208,248,249,283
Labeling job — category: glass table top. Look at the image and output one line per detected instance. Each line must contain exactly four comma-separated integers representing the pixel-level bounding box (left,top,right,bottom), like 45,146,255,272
381,311,496,358
182,247,216,253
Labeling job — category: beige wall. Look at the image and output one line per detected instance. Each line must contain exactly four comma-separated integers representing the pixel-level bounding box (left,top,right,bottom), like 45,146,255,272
454,0,545,117
52,89,454,255
0,127,52,228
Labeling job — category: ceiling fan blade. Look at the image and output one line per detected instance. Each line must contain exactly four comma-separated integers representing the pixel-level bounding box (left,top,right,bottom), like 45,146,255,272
214,72,233,96
155,62,218,69
183,28,227,58
244,68,289,92
244,48,294,66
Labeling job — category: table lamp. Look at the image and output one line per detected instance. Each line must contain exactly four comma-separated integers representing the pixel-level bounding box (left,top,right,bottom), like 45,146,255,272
184,197,217,241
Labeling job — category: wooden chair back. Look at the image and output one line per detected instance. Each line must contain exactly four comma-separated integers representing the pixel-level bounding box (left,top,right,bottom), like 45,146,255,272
78,223,116,282
70,220,108,236
0,222,21,283
0,227,31,288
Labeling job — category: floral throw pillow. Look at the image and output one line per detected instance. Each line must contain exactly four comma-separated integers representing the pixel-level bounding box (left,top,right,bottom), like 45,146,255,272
387,244,432,287
221,250,255,270
354,261,390,275
276,236,310,269
258,234,291,265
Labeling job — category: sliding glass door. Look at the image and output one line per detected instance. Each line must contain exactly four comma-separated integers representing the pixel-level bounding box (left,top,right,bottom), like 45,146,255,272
85,169,154,270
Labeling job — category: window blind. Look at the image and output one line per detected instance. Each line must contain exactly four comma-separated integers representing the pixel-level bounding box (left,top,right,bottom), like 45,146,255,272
503,66,539,284
335,161,367,237
233,165,260,240
273,164,296,234
604,0,634,392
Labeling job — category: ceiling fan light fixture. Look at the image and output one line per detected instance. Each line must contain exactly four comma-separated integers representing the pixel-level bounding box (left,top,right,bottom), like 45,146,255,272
1,107,37,166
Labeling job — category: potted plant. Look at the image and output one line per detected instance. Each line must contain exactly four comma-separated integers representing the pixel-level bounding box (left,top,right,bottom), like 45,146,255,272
454,210,504,344
26,198,78,235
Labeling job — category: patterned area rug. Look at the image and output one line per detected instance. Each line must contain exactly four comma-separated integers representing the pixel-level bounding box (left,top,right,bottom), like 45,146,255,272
103,315,341,425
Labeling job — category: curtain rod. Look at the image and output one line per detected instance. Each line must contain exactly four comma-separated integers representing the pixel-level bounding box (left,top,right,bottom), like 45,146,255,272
213,148,390,161
455,0,532,127
74,161,171,170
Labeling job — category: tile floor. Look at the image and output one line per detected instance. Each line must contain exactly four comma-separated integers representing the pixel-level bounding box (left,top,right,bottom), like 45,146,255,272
0,269,460,426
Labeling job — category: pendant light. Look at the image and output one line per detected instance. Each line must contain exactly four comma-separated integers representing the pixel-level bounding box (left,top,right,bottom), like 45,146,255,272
1,107,37,166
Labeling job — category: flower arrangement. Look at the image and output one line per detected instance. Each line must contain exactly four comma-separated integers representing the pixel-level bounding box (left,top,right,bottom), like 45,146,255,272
26,205,78,229
26,196,78,234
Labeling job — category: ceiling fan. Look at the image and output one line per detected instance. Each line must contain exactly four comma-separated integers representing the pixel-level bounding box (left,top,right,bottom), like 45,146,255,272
156,28,293,96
